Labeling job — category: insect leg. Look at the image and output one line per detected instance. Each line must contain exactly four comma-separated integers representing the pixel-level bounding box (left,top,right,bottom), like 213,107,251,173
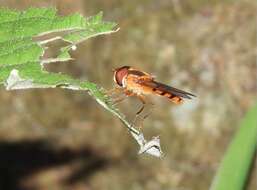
136,95,146,115
112,89,133,105
132,108,152,130
130,95,146,130
106,87,123,97
132,95,156,130
112,97,126,105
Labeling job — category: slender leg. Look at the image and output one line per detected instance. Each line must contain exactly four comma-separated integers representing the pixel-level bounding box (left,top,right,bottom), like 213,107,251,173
106,87,127,106
131,95,147,130
138,111,152,130
106,87,122,97
112,89,134,105
136,95,146,115
131,95,155,130
132,108,152,130
112,95,127,105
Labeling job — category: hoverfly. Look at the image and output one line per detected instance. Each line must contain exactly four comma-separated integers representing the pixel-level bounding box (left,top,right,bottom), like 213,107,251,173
111,66,196,116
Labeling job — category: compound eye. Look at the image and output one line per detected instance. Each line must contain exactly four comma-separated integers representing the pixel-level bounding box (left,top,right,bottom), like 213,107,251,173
114,67,129,87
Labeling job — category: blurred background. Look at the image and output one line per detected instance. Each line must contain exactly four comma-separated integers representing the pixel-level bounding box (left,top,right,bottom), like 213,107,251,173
0,0,256,189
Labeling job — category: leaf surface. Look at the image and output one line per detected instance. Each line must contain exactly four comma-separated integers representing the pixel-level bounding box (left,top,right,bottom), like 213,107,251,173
0,7,162,157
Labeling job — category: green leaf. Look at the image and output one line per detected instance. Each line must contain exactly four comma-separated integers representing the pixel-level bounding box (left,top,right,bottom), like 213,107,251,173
0,7,163,157
210,103,257,190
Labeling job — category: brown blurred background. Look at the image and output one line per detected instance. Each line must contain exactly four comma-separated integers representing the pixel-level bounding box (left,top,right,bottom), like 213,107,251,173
0,0,256,190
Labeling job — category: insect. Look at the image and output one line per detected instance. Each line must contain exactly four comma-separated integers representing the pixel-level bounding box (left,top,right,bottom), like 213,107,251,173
111,66,196,116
